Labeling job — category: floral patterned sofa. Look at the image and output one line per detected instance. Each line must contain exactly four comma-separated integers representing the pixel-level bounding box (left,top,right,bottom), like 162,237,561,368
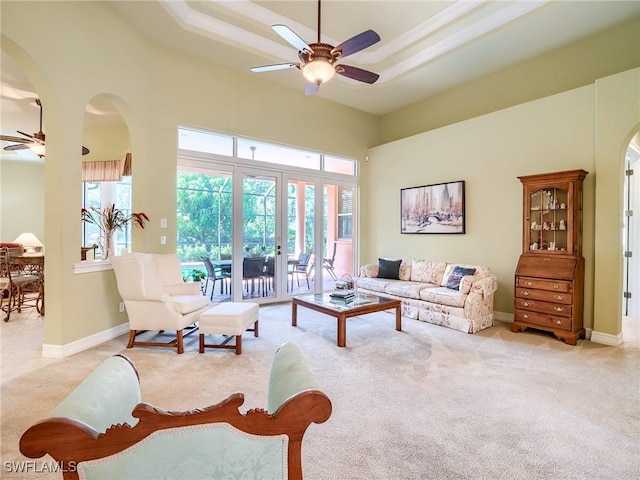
355,259,498,334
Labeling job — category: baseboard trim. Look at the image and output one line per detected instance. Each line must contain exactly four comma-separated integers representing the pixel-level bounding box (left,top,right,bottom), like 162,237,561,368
493,311,513,323
590,330,623,346
42,323,129,358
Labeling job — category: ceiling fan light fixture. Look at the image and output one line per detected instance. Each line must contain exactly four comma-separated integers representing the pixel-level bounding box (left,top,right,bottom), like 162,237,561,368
302,59,335,85
28,143,45,158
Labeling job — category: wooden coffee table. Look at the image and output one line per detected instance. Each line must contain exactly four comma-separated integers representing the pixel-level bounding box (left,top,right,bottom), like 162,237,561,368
291,292,402,347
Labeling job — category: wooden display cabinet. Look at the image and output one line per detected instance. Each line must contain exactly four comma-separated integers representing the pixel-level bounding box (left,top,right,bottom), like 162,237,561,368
513,169,588,345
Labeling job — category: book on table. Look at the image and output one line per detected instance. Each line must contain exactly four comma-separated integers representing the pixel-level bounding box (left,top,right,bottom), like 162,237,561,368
329,290,355,299
330,296,354,306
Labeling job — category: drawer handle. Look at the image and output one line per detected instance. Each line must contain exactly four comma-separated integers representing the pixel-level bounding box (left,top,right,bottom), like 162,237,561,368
523,291,529,296
523,302,530,307
522,314,529,319
556,320,563,325
553,284,560,289
554,307,564,312
526,281,534,286
555,295,564,300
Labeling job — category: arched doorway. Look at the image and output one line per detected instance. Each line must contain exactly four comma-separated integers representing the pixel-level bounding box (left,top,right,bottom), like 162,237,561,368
622,131,640,319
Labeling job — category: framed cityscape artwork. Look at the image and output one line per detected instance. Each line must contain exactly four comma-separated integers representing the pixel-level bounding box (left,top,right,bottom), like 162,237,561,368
401,180,465,234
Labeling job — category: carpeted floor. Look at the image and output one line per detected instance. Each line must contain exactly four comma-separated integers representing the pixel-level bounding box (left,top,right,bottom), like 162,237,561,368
1,303,639,479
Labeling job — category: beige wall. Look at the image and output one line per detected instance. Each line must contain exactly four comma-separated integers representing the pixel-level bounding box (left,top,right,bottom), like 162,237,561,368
0,161,45,243
1,1,377,349
380,16,640,145
364,69,640,340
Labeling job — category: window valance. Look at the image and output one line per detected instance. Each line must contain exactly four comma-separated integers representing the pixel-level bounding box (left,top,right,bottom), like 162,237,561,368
82,153,132,182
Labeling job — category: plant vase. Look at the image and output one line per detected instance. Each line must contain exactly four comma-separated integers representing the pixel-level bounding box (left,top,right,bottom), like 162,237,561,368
101,230,115,260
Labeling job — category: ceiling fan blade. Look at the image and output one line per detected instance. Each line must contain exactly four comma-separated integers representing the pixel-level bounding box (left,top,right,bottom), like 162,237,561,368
336,64,380,84
16,130,36,140
3,143,31,151
331,30,380,58
0,135,31,144
305,82,320,96
82,146,90,155
251,63,299,73
272,24,312,53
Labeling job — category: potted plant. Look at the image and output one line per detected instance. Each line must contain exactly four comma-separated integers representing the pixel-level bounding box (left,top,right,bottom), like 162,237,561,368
81,204,149,260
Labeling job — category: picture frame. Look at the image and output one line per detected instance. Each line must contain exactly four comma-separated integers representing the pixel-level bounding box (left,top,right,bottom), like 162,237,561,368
401,180,465,234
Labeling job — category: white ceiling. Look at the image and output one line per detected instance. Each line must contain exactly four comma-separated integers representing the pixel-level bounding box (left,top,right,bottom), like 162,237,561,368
2,0,640,162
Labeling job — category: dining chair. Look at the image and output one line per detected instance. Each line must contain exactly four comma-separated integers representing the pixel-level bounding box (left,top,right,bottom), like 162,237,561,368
0,247,40,322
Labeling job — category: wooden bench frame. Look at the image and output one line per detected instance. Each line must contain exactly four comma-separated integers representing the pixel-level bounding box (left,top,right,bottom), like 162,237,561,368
20,350,331,480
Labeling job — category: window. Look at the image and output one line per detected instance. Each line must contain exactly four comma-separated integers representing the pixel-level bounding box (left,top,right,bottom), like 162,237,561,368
178,126,357,177
82,177,133,255
337,187,353,240
325,155,356,175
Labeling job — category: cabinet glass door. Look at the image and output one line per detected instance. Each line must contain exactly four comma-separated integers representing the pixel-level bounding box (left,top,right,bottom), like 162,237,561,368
528,187,569,252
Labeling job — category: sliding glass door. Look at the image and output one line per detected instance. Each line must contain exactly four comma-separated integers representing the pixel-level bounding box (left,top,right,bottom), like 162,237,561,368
178,129,359,304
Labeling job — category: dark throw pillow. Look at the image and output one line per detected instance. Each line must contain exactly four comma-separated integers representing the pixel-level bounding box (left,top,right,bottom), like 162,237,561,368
445,266,476,290
378,258,402,280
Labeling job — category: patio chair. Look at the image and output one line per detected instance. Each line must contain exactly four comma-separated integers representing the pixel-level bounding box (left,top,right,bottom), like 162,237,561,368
291,252,312,289
200,256,230,299
243,256,266,297
323,243,338,280
263,255,275,293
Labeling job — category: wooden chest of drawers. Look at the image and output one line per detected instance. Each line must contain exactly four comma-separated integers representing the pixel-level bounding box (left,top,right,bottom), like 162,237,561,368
512,255,585,345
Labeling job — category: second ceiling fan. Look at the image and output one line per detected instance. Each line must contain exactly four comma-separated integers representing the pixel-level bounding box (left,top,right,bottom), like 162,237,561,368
1,99,90,158
251,0,380,96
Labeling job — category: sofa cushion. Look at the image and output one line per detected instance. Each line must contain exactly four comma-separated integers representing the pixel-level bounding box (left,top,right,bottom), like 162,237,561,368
363,263,379,278
419,286,467,308
410,260,447,284
398,260,412,281
445,267,476,290
378,258,402,279
385,280,435,300
441,264,490,294
355,277,389,294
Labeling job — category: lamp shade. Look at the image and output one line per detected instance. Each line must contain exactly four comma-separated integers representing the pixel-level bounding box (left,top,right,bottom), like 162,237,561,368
302,59,335,84
13,232,44,255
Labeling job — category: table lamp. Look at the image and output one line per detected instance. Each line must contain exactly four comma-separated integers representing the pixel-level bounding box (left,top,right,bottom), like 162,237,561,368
13,232,44,256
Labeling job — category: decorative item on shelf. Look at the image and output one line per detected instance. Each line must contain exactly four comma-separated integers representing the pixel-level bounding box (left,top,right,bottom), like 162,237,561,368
550,221,556,230
559,219,566,230
81,204,149,260
543,222,550,231
560,203,566,209
531,221,537,230
530,242,538,250
549,241,556,251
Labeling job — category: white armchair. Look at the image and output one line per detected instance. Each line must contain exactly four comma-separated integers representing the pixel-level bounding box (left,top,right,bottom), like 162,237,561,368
111,253,211,354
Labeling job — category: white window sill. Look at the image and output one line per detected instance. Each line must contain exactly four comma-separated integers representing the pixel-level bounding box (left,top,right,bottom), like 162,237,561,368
73,259,113,274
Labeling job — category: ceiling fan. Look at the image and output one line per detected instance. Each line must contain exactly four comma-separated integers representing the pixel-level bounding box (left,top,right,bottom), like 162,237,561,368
1,99,90,158
251,0,380,96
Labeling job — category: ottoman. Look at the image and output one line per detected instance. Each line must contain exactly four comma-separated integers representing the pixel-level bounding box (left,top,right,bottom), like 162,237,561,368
199,302,259,354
